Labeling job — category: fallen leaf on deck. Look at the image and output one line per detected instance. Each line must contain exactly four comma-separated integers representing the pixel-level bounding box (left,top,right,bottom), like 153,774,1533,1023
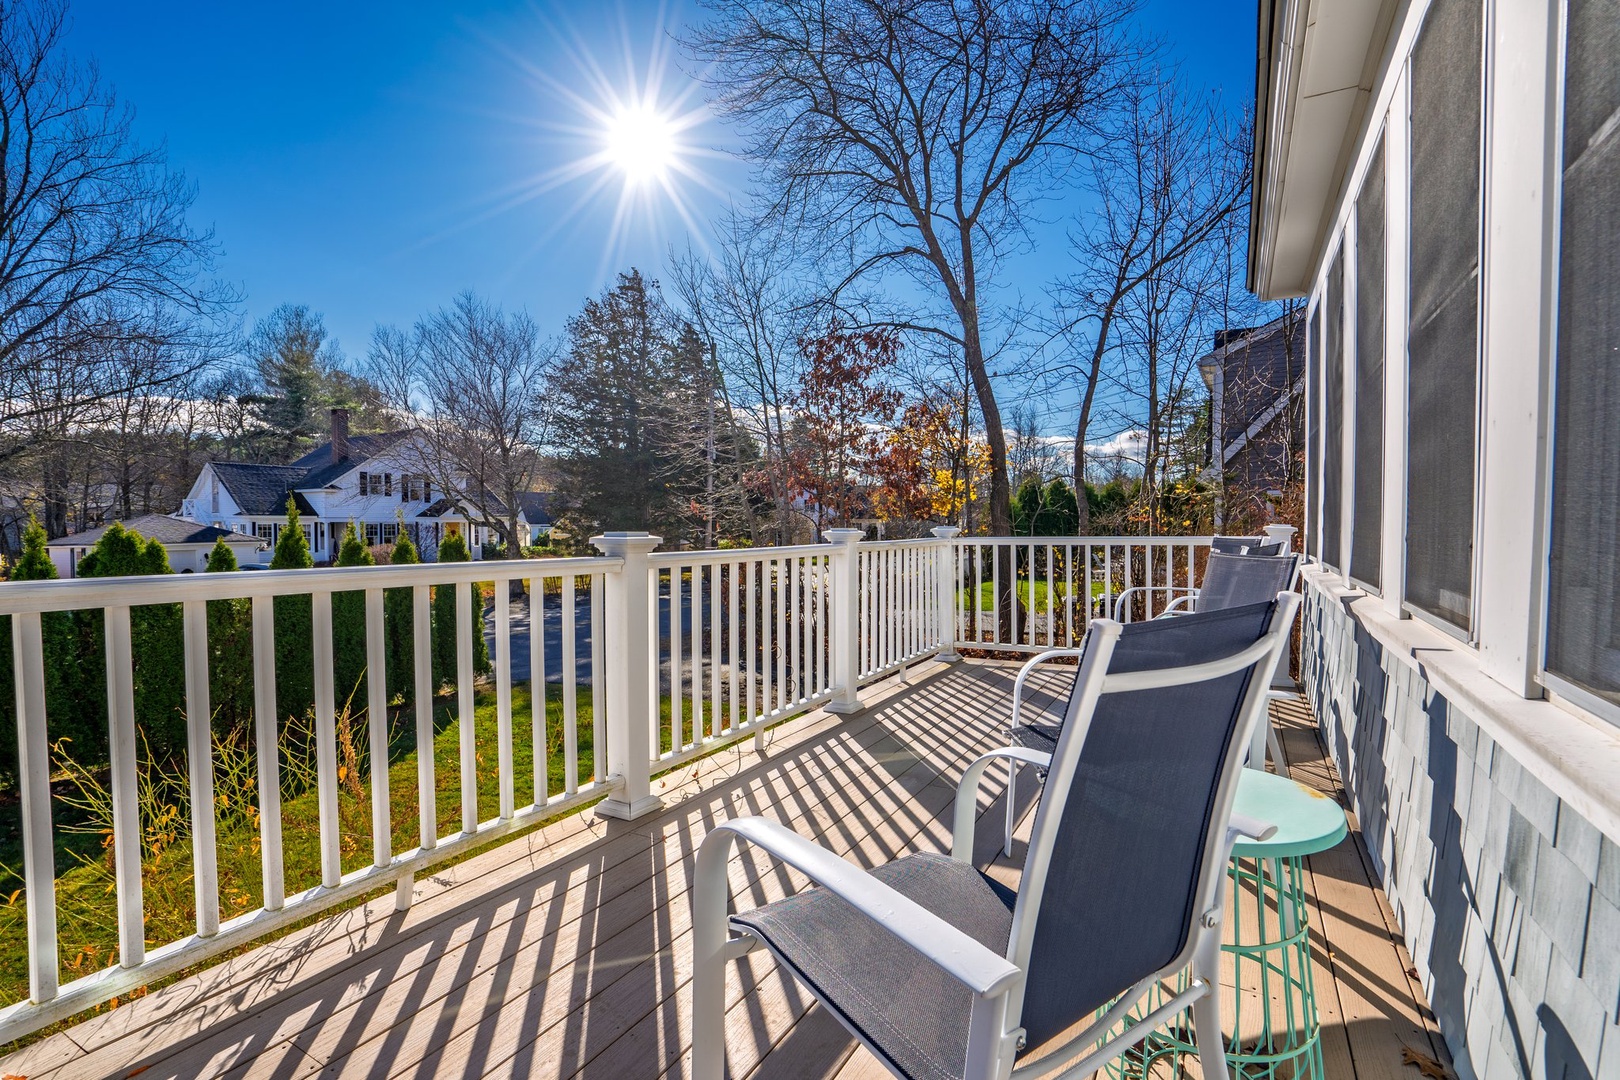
1406,966,1421,979
1401,1047,1451,1079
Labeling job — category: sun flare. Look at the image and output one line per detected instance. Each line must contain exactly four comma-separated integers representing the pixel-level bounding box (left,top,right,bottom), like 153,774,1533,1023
603,104,678,184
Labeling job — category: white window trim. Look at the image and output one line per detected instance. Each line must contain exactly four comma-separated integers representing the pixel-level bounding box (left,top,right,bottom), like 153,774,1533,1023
1383,69,1412,623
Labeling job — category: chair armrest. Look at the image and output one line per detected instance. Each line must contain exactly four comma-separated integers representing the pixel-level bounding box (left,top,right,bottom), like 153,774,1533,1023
697,816,1022,998
1011,648,1085,731
953,747,1052,860
1159,591,1200,616
1229,812,1278,843
1108,584,1198,623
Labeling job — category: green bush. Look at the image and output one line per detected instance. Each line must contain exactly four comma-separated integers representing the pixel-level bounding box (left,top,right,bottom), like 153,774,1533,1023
205,538,254,736
431,531,490,688
270,497,315,723
386,527,420,705
0,518,79,783
75,523,186,764
331,522,374,710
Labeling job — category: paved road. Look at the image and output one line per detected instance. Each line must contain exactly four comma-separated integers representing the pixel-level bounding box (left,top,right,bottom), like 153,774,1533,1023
484,587,696,686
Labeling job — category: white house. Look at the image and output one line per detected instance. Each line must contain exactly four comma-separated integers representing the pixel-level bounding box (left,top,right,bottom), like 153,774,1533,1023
178,409,537,564
45,514,263,577
1252,0,1620,1076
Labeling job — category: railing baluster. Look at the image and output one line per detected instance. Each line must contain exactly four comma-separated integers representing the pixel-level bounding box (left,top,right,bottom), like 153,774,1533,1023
250,596,284,908
105,606,144,966
12,611,57,1002
561,573,578,794
745,560,757,724
183,601,221,935
671,567,684,751
532,576,547,809
647,566,661,757
365,589,390,867
788,555,799,704
312,591,341,887
494,583,514,821
455,580,476,834
591,573,605,781
775,556,787,713
729,560,740,733
413,584,435,850
709,562,721,738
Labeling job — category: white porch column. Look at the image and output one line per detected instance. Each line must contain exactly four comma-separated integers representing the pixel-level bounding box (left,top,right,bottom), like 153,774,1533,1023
823,528,866,714
1263,525,1297,554
591,531,665,821
930,526,962,661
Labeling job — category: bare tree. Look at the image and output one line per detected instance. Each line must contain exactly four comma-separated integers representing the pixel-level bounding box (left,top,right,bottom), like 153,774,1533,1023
669,217,807,543
688,0,1139,545
368,293,553,559
1052,78,1250,530
0,0,228,424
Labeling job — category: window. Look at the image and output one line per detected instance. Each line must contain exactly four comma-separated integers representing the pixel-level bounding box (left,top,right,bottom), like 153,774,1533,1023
1545,0,1620,717
362,522,400,547
1351,135,1387,590
1322,250,1345,570
1404,0,1482,633
401,475,430,502
256,522,276,542
359,472,392,497
1306,308,1321,559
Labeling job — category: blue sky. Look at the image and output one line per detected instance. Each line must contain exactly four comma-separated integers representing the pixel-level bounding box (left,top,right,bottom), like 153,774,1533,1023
66,0,1257,400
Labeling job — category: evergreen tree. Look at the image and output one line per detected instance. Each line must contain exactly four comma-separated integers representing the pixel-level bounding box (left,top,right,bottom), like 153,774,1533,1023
552,270,696,542
204,538,254,736
76,524,186,763
0,517,78,782
431,530,490,688
331,522,374,710
270,497,315,723
385,525,420,705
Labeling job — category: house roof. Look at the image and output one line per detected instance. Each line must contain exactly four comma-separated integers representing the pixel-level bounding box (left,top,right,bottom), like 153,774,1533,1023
48,514,255,549
207,463,311,516
290,430,417,490
519,491,554,527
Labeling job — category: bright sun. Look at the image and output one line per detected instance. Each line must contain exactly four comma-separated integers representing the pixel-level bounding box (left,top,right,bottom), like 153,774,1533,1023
603,105,677,184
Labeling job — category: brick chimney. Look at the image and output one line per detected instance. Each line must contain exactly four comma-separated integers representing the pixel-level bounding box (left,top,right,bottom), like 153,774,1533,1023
330,408,350,463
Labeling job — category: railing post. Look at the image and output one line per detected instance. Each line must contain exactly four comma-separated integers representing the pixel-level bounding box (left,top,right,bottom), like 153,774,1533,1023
823,529,865,714
1264,524,1297,553
931,526,962,661
592,532,665,821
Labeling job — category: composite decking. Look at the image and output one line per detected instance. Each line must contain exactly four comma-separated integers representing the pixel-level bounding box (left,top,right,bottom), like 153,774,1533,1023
0,659,1453,1080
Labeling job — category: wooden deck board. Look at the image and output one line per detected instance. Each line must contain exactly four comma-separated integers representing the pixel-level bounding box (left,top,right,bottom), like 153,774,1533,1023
1,661,1447,1080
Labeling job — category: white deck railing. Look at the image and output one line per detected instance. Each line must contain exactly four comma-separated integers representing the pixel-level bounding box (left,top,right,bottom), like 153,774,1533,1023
0,527,1295,1041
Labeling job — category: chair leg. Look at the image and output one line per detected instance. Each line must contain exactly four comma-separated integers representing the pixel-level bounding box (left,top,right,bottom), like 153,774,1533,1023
1003,756,1017,857
693,837,735,1080
1191,931,1229,1078
1266,722,1286,774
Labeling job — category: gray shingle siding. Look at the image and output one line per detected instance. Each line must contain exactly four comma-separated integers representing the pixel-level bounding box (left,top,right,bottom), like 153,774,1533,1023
1303,581,1619,1080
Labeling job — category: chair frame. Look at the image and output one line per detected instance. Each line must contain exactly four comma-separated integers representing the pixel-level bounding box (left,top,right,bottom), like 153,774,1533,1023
692,594,1301,1080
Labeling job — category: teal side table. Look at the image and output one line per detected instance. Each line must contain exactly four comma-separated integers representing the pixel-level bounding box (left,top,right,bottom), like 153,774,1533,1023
1105,770,1348,1079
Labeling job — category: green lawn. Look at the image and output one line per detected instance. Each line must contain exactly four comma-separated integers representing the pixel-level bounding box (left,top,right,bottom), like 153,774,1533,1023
0,680,601,1020
961,578,1110,615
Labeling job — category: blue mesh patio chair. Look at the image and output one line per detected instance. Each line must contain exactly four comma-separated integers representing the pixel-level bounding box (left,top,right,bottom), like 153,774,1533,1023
692,594,1300,1080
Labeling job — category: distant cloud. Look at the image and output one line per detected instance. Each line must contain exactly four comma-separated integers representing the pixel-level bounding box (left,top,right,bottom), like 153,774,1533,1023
1085,429,1147,463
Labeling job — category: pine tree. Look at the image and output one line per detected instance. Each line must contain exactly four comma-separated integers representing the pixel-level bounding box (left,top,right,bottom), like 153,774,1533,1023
270,497,315,723
0,517,78,782
205,538,254,736
331,522,374,711
76,524,186,763
385,526,420,705
431,530,490,688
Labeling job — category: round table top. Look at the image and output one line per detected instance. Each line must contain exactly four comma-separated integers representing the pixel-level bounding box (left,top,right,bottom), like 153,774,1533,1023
1230,769,1348,858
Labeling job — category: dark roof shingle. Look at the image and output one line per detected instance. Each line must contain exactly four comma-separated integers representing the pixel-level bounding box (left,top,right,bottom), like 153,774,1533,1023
48,514,256,549
208,463,310,516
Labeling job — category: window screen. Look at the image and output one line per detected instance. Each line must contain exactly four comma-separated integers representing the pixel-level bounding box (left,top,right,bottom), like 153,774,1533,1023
1545,0,1620,715
1352,137,1387,590
1322,252,1345,570
1405,0,1482,633
1306,308,1320,559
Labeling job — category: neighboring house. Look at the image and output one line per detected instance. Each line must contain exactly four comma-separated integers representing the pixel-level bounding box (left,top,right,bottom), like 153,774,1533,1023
1197,312,1307,528
45,514,262,577
178,409,533,564
517,491,555,546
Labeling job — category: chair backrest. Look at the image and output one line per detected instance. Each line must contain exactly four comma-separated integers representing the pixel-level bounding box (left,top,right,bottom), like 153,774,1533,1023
1210,534,1283,556
1005,597,1296,1054
1196,551,1299,612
